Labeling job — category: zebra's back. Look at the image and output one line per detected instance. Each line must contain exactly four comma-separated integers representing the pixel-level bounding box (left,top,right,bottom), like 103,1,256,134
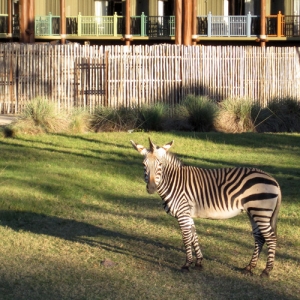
181,166,280,220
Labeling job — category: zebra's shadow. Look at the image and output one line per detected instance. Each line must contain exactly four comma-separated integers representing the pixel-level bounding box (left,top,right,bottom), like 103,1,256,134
0,210,182,269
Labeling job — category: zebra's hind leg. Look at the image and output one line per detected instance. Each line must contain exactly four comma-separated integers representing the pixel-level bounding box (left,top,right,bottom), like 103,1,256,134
260,229,277,277
244,216,277,277
243,218,265,276
243,233,265,276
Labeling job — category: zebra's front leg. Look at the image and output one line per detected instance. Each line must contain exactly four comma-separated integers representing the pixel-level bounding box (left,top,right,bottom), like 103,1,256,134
178,215,203,271
191,223,203,270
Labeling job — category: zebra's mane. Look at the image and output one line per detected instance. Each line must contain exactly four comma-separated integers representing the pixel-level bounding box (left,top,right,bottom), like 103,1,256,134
162,151,184,168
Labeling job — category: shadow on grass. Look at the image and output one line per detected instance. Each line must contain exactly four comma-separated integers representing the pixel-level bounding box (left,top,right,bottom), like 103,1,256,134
0,207,298,271
0,210,181,270
0,210,298,300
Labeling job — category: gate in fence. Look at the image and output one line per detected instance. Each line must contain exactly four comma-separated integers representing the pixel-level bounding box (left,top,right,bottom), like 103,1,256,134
74,56,108,110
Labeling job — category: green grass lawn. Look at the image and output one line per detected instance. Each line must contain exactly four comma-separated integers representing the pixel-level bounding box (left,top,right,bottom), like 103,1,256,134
0,131,299,300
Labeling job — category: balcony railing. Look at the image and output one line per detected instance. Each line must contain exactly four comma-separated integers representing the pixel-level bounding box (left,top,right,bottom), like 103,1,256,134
35,14,60,35
130,14,175,37
0,14,8,34
35,13,175,38
266,12,300,37
197,12,259,37
283,15,300,37
34,13,259,38
1,11,300,39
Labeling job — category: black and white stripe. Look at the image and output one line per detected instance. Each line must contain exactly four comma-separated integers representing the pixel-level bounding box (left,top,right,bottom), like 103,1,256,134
131,139,281,277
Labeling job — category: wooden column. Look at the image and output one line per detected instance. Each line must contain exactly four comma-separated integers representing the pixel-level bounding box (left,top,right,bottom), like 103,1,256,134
60,0,66,44
260,0,266,47
19,0,35,43
7,0,12,40
19,0,28,43
183,0,192,45
28,0,35,43
192,0,197,45
175,0,182,44
125,0,132,46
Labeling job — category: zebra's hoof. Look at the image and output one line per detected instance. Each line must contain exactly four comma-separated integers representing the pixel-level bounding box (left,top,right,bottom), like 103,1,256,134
260,270,270,278
181,266,190,272
241,267,253,276
194,263,203,271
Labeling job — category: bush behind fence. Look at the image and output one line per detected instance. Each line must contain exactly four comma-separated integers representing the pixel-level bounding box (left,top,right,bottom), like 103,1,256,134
0,43,299,114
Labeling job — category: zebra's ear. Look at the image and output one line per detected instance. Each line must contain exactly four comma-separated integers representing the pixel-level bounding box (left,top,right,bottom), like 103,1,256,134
130,140,148,155
162,140,174,152
149,138,156,152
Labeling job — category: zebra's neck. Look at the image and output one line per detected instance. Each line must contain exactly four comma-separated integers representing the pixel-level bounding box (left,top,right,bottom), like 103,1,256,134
157,153,183,199
161,152,183,169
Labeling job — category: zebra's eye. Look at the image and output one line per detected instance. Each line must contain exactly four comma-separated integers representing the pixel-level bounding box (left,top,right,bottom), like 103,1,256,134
143,162,148,173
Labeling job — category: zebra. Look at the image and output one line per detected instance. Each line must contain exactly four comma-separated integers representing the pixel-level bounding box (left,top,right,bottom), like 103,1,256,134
130,138,281,277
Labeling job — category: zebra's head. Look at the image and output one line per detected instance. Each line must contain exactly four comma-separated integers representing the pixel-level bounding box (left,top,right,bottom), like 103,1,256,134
131,138,174,194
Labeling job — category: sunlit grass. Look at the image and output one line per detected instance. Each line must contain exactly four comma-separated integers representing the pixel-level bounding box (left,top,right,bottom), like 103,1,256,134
0,131,299,299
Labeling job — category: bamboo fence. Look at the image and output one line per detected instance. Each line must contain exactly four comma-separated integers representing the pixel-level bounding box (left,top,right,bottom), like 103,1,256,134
0,43,300,114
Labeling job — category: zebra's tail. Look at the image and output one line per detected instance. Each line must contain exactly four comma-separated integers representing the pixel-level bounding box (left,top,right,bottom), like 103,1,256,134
271,187,282,236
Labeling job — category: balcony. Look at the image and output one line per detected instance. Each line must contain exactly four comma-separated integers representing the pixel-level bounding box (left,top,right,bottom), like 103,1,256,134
1,12,300,41
34,13,175,38
197,13,259,37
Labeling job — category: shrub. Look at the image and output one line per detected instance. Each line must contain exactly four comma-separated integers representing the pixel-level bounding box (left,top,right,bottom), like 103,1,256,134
7,98,93,135
68,108,90,133
0,125,15,138
13,97,69,134
23,97,56,126
162,104,193,131
182,95,218,131
139,103,168,131
90,106,139,132
215,98,255,133
255,97,300,132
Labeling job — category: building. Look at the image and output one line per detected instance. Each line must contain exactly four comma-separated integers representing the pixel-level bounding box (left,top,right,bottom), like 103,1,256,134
0,0,300,46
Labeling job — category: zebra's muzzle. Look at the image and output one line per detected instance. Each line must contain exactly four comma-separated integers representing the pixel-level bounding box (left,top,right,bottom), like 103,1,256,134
147,182,157,194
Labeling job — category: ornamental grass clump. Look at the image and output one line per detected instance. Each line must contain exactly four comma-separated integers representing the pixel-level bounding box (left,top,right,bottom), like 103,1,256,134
162,104,193,131
68,108,91,133
254,97,300,133
90,106,140,132
215,98,255,133
139,103,168,131
182,95,218,132
12,97,69,134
